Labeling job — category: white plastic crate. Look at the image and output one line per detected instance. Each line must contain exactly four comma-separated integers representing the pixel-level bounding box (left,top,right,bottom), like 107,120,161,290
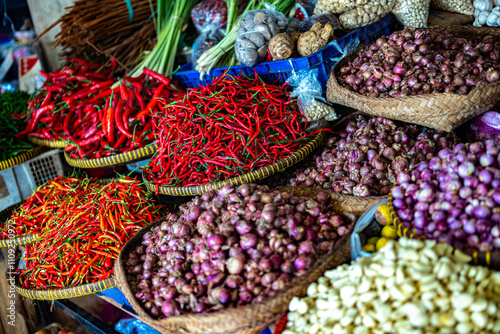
0,149,64,211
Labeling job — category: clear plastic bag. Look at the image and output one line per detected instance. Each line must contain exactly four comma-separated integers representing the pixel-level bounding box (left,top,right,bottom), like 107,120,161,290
392,0,431,27
191,0,228,34
299,13,342,32
473,111,500,135
288,68,337,122
430,0,474,15
339,1,395,29
296,0,319,18
192,25,225,67
235,3,288,67
315,0,369,15
350,200,387,260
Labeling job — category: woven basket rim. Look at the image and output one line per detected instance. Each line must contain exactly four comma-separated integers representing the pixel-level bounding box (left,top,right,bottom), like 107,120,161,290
115,188,356,333
27,136,67,148
15,276,117,300
0,233,41,247
64,143,158,168
142,132,326,196
327,25,500,132
0,146,45,171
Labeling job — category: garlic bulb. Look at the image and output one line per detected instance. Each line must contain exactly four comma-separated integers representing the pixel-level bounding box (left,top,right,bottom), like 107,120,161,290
474,11,490,27
487,10,500,25
474,0,493,11
495,0,500,5
477,10,490,25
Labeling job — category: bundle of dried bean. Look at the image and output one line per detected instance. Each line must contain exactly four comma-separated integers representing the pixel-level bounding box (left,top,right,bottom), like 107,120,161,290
35,0,157,70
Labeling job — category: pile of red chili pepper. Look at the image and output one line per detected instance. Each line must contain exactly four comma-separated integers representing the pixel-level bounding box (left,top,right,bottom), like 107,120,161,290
63,69,185,160
0,176,85,239
144,73,322,187
16,58,184,160
13,176,166,289
15,59,116,141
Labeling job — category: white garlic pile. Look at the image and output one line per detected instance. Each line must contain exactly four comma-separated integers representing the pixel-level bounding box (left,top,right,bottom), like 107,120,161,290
392,0,431,27
284,238,500,334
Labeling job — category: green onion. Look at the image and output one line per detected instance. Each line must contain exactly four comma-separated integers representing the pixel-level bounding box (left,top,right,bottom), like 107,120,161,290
131,0,197,77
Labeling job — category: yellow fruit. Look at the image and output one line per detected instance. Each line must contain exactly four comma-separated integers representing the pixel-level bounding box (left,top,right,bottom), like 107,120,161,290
362,244,376,252
376,237,391,250
367,237,380,245
375,204,392,226
381,225,398,239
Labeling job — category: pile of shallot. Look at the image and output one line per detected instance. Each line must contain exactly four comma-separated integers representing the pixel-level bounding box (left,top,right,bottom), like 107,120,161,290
392,140,500,253
338,27,500,97
123,184,351,318
283,114,456,197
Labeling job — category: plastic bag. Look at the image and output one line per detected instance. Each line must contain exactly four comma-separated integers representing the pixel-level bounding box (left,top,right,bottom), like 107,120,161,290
430,0,474,15
315,0,369,15
191,0,228,33
288,68,337,121
474,111,500,134
392,0,431,27
192,25,225,66
339,1,395,29
235,3,288,67
299,13,342,32
115,318,161,334
295,0,319,19
350,200,387,260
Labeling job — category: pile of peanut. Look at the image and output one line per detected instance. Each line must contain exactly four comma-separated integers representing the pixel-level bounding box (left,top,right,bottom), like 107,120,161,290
284,238,500,334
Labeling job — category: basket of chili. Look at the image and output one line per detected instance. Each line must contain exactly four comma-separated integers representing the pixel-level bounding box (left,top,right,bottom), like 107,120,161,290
64,143,158,168
143,132,325,196
142,72,329,196
13,176,168,299
0,204,40,248
0,91,45,169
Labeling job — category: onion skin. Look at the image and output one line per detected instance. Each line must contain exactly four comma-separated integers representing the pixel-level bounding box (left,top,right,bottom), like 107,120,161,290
339,28,500,97
123,184,351,319
392,141,500,253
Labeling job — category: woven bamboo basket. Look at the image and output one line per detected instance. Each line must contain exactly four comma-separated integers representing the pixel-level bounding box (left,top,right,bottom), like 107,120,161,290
326,26,500,132
64,144,158,168
0,146,45,171
27,136,67,148
16,277,117,300
13,177,144,299
388,176,500,270
115,188,356,334
143,132,325,196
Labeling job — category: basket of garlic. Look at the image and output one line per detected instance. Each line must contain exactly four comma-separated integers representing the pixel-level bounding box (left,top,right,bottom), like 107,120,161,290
283,238,500,334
